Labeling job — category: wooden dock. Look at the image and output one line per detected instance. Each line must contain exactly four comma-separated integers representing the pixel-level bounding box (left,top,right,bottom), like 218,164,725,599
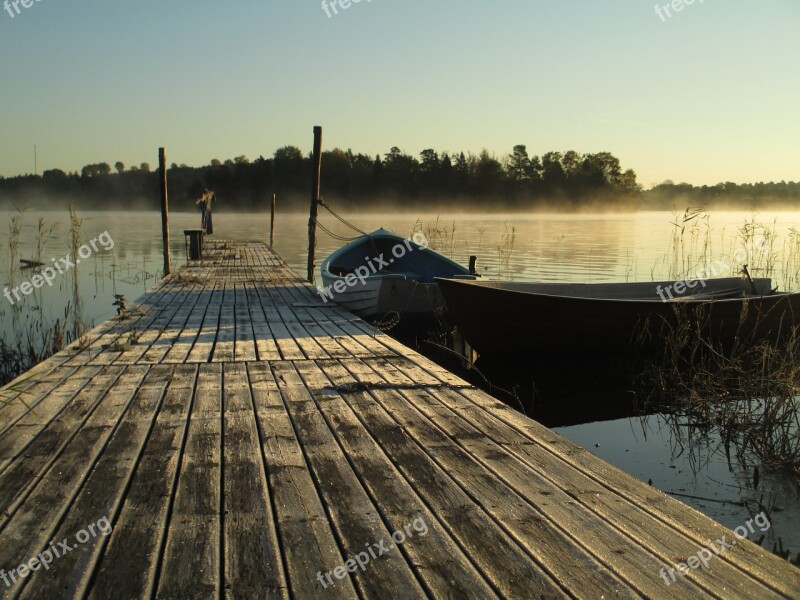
0,240,797,599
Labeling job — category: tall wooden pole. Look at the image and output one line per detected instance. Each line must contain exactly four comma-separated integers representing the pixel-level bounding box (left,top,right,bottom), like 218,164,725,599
270,193,277,247
159,147,171,276
307,126,322,283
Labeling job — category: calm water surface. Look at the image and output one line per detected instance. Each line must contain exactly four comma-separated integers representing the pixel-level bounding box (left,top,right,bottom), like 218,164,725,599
2,208,799,556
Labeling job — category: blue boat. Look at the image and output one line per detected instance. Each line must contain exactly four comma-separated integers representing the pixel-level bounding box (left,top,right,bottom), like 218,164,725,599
319,228,473,319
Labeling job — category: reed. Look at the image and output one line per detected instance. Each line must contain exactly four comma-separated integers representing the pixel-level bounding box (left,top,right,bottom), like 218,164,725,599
34,216,57,265
497,223,516,279
68,204,84,340
7,214,22,319
636,294,800,478
0,209,84,387
413,216,458,257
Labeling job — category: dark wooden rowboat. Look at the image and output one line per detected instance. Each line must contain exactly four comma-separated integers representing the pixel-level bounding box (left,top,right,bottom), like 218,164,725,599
435,277,800,358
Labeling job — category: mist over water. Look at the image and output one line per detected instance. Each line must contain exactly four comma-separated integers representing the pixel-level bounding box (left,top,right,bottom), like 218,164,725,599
4,207,800,346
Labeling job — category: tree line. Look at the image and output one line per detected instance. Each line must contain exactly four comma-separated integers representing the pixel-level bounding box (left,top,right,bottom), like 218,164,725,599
0,145,796,211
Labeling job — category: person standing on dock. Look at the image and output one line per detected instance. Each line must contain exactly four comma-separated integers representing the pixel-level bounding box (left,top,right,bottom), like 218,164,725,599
195,188,215,234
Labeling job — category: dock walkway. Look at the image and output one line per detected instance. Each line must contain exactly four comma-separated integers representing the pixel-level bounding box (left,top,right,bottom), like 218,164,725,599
0,240,797,599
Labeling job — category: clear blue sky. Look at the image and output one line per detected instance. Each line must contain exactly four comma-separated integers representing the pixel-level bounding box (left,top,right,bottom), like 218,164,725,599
1,0,798,187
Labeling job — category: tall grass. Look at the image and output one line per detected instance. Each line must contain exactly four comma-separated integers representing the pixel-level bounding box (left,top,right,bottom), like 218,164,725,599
68,204,84,340
413,216,458,256
638,210,800,477
0,209,85,386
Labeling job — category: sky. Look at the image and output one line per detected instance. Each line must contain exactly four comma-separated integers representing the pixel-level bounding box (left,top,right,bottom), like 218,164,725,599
0,0,798,188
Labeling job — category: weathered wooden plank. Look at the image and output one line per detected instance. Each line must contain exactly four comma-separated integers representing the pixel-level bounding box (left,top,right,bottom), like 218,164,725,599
87,363,198,599
290,306,353,359
156,363,222,599
296,359,502,599
0,365,94,466
107,279,196,365
304,306,377,358
139,283,205,364
336,357,638,597
456,385,800,598
233,284,258,362
0,364,80,428
212,285,236,363
271,360,428,597
77,280,187,367
222,362,286,597
377,355,799,596
186,286,223,363
162,284,215,363
251,286,305,360
0,366,128,523
373,369,717,597
17,364,172,599
247,361,358,598
279,309,330,360
317,360,572,598
0,365,150,597
244,283,281,361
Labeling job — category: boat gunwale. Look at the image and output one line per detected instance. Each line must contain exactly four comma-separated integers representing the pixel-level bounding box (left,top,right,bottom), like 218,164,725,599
321,228,469,283
434,277,792,305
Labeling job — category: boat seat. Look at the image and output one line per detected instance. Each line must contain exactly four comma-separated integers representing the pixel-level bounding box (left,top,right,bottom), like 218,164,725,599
373,272,423,281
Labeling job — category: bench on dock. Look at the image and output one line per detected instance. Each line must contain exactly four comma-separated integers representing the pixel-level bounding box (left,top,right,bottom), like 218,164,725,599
0,240,797,598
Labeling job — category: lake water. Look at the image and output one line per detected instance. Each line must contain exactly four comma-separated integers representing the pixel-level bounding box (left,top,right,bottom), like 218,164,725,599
1,207,799,558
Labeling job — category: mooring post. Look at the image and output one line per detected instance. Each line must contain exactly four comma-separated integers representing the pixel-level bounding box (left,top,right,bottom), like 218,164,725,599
159,147,171,276
307,126,322,283
270,193,277,247
469,255,478,275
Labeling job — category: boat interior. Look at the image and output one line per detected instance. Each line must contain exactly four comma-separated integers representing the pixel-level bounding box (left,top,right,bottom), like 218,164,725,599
440,277,775,301
327,235,468,283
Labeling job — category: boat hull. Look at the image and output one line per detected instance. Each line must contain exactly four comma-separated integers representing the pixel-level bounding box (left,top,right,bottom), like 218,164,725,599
435,278,800,358
319,274,449,318
320,228,471,319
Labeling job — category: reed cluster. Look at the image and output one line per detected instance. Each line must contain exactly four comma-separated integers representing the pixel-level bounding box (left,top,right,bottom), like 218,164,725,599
0,209,84,387
638,210,800,477
636,303,800,476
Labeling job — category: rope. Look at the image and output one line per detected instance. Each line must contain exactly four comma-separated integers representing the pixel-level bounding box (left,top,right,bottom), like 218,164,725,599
320,200,369,237
315,220,361,242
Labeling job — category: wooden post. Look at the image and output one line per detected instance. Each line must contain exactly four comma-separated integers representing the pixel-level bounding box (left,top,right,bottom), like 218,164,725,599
270,193,276,247
469,255,478,276
307,126,322,283
159,147,171,276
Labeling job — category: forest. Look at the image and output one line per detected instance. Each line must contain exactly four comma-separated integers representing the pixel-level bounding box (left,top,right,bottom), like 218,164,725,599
0,145,797,212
